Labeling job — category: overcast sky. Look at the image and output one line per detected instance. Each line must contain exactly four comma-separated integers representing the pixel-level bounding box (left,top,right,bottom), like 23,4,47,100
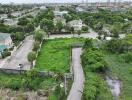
0,0,131,4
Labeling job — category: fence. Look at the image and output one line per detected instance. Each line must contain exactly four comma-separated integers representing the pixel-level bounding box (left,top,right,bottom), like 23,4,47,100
0,68,55,77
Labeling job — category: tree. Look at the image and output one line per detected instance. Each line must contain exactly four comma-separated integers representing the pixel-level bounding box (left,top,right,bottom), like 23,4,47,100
27,52,36,68
34,30,45,41
17,17,29,26
82,26,88,33
77,30,81,37
33,41,40,51
70,27,74,37
40,18,54,32
55,21,64,32
11,32,25,42
111,28,119,38
95,22,103,31
25,22,35,33
106,35,132,53
83,38,93,49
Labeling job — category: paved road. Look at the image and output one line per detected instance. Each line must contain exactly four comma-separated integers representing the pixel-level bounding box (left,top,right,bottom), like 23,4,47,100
2,35,34,70
47,29,98,39
67,48,85,100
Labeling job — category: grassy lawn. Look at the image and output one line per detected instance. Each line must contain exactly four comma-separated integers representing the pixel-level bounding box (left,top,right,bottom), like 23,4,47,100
105,54,132,100
35,38,85,73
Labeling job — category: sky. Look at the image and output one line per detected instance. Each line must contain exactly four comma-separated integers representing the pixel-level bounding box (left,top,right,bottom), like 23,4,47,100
0,0,131,4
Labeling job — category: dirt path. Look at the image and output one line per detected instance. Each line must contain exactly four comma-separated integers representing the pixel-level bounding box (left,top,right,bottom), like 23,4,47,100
67,48,85,100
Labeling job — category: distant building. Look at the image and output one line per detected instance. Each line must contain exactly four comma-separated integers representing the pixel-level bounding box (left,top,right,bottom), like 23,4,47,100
11,12,21,17
0,14,7,20
76,7,85,12
4,18,18,26
0,33,12,58
0,33,12,47
67,20,83,31
40,6,47,10
53,11,68,18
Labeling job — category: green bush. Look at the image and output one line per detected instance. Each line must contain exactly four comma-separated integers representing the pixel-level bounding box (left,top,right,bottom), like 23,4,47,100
120,52,132,63
33,41,40,51
82,72,112,100
2,50,11,58
81,49,107,72
6,79,21,90
81,39,112,100
82,26,89,33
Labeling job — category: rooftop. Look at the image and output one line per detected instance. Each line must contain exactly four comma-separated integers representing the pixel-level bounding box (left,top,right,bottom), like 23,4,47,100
0,33,10,40
0,45,7,52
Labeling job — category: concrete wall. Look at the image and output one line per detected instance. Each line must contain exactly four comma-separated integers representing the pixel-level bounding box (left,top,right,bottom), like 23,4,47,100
0,68,55,77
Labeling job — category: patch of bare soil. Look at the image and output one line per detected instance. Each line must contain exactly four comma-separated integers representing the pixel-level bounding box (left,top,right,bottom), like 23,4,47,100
0,88,48,100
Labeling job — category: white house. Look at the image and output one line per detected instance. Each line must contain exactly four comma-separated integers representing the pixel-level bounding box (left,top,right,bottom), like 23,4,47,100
76,7,85,12
40,6,47,10
0,33,12,47
11,12,21,17
67,20,83,31
53,11,68,18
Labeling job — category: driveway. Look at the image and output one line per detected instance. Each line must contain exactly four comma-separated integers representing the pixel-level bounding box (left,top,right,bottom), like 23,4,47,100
67,48,85,100
2,35,34,70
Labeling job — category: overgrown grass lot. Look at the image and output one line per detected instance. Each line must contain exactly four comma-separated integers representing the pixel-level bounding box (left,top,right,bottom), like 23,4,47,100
35,38,85,73
0,71,56,91
105,54,132,100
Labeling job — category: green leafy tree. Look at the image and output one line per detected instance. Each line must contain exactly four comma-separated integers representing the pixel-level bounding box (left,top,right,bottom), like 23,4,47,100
27,52,36,68
33,41,40,51
55,21,64,32
34,30,45,41
17,17,29,26
25,22,35,33
40,18,54,32
11,32,25,42
83,38,93,49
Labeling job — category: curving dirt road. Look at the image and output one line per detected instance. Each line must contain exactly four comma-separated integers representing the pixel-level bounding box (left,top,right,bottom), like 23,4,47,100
67,48,85,100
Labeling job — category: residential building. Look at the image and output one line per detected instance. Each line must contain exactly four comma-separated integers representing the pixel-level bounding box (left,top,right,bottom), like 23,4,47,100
53,11,68,18
4,18,18,26
40,6,47,10
0,33,12,58
76,7,85,12
0,33,12,47
67,20,83,31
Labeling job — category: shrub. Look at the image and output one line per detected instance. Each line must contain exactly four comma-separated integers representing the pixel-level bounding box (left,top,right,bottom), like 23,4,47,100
82,72,112,100
120,52,132,63
33,41,40,51
2,50,11,58
6,79,21,90
82,26,89,32
81,49,107,73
